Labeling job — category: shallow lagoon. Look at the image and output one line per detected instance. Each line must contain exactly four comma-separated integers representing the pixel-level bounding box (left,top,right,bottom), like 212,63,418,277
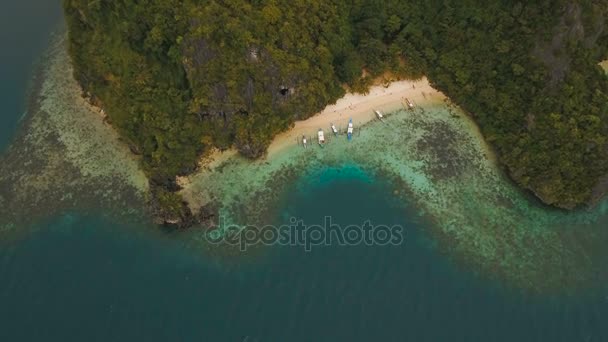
182,98,608,292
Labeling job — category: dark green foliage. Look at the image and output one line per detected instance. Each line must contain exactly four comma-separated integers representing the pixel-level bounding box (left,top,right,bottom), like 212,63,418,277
148,186,196,228
64,0,608,209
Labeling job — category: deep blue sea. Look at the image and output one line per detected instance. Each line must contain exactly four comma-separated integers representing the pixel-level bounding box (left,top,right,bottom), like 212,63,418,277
1,2,608,341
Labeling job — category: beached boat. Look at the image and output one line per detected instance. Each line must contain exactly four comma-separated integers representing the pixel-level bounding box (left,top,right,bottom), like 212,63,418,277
374,109,385,122
317,129,325,147
331,123,338,136
302,135,307,149
347,119,354,141
405,98,415,109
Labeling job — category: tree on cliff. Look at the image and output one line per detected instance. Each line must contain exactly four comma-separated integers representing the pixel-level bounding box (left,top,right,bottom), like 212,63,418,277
64,0,608,211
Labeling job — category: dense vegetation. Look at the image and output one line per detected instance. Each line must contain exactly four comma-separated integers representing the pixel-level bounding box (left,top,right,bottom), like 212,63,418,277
64,0,608,219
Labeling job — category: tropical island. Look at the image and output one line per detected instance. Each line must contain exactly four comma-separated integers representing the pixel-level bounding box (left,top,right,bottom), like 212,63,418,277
63,0,608,226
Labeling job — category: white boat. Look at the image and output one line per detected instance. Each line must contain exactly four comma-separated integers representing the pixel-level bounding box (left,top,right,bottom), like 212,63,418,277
405,98,415,109
347,119,354,141
317,129,325,147
302,135,307,149
331,123,338,136
374,110,384,121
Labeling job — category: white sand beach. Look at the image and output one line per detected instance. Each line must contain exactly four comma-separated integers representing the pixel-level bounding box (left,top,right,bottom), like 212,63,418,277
179,77,447,188
266,78,444,157
179,77,449,189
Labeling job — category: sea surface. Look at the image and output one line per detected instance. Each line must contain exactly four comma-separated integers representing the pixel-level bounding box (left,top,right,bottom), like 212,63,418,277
1,2,608,342
0,1,62,150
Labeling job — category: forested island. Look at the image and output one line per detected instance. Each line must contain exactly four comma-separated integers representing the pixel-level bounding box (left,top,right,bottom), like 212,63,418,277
63,0,608,225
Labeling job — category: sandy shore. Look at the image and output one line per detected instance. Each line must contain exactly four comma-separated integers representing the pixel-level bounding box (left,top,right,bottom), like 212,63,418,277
178,77,446,195
177,69,608,292
179,76,449,212
179,77,446,185
267,78,444,158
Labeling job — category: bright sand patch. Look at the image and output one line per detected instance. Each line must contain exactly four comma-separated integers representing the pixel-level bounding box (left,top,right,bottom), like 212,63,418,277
267,79,442,157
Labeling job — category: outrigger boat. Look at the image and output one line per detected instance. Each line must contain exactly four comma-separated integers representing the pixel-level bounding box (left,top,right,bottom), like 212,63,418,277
347,119,354,141
374,109,385,122
404,97,415,109
331,123,339,136
302,135,307,149
317,129,326,147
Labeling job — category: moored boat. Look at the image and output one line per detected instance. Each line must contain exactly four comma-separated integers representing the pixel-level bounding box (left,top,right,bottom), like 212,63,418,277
347,119,354,141
374,109,385,121
317,129,326,147
302,135,307,149
405,97,415,109
331,123,338,136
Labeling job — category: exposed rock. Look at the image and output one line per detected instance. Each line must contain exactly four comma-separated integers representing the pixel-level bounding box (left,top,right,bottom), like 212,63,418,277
197,201,219,229
148,179,219,230
237,141,268,159
533,2,606,86
149,186,196,229
128,143,142,155
149,176,181,192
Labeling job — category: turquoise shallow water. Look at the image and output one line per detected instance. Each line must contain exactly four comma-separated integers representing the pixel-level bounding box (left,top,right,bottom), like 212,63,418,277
1,2,608,341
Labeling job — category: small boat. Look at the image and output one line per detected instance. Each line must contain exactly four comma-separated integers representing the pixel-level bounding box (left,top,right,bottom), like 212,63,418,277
331,123,338,136
317,129,325,147
405,98,415,109
374,109,385,122
302,135,307,149
347,119,354,141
